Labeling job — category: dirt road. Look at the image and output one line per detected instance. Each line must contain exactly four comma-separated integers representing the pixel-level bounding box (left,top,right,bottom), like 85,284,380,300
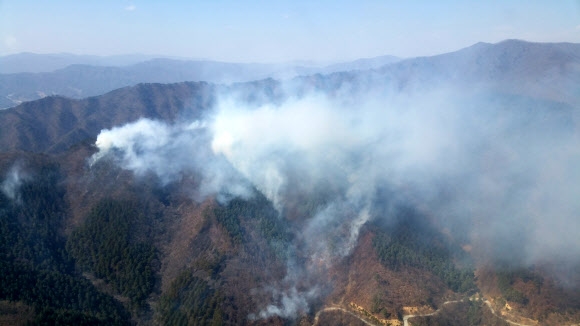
403,300,462,326
313,306,376,326
313,296,545,326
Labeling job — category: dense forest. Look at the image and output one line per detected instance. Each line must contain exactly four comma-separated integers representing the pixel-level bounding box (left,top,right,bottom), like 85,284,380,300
0,158,292,325
0,149,578,325
67,199,158,308
0,160,130,324
372,207,475,294
209,194,291,249
158,271,224,325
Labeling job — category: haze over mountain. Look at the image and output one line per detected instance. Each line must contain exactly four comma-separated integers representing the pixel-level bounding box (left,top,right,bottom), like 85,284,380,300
0,52,178,74
1,40,579,325
1,39,578,153
0,54,401,109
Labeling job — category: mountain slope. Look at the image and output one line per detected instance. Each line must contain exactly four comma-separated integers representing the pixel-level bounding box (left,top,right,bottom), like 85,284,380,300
0,81,218,153
376,39,580,105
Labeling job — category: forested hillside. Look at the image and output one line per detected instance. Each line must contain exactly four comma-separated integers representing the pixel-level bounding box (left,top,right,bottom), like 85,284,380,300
0,157,130,324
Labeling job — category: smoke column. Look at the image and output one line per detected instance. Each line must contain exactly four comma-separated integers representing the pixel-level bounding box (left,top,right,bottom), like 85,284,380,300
1,164,30,203
91,81,580,317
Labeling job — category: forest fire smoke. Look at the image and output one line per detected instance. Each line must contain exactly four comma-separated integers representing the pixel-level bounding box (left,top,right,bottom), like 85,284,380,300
91,80,580,318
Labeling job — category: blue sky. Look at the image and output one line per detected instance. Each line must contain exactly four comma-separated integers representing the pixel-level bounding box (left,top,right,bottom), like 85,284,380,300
1,0,579,63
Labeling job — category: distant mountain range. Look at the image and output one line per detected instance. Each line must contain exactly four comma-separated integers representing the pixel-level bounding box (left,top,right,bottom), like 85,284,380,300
0,52,181,73
2,39,577,111
1,39,578,153
0,54,400,109
376,39,580,106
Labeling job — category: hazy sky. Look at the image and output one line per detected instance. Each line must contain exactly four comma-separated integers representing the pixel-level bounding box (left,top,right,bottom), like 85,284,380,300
1,0,580,63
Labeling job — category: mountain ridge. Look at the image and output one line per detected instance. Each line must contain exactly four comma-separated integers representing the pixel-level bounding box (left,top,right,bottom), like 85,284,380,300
3,39,579,110
0,54,401,109
2,40,580,154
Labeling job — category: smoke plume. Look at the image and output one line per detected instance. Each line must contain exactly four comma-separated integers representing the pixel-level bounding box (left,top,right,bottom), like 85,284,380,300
90,118,253,203
1,164,30,203
91,79,580,317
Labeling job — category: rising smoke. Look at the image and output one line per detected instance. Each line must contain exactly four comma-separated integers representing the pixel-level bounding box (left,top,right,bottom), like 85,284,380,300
1,164,30,203
89,118,253,203
90,79,580,318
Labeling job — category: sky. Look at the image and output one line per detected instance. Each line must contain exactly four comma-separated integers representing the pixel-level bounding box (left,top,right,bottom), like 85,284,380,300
1,0,580,63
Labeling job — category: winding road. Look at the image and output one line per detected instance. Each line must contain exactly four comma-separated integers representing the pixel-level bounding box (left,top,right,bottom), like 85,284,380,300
403,300,463,326
482,300,534,326
313,297,543,326
403,298,538,326
312,306,376,326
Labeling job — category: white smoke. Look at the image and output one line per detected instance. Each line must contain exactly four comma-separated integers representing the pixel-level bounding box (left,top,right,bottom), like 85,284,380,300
209,90,463,254
210,95,366,210
212,87,580,271
254,286,319,320
90,118,253,202
1,164,30,202
90,80,580,318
